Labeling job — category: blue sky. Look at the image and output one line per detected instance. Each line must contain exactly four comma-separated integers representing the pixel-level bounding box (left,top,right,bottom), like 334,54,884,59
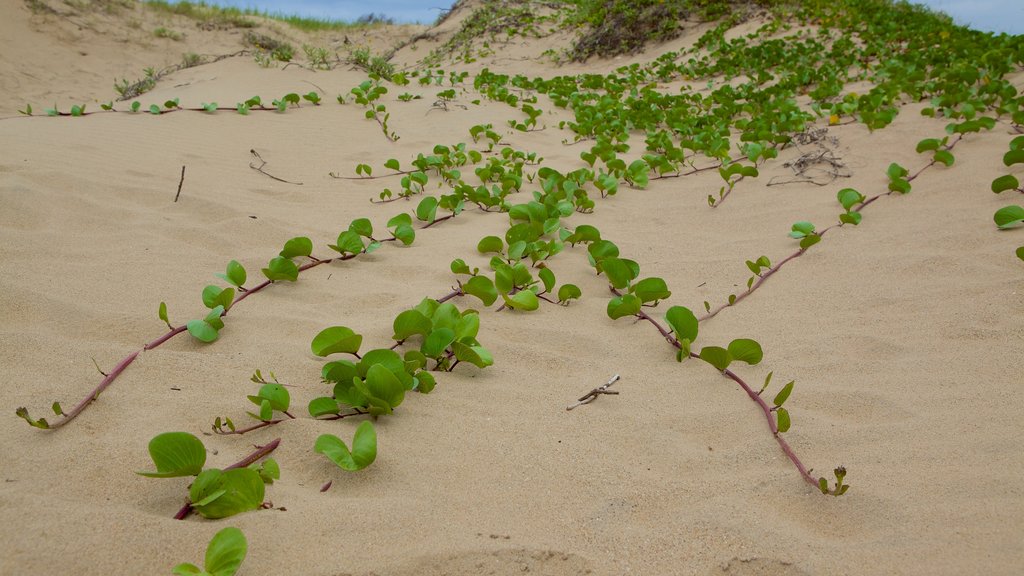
193,1,1023,33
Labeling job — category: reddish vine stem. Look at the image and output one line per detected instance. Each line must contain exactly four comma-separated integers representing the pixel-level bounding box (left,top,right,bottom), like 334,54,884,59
173,438,282,520
329,169,415,180
620,296,824,490
701,133,966,322
698,248,807,322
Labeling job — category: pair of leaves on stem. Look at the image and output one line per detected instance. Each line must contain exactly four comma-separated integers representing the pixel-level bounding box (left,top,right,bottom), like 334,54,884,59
137,432,276,519
314,421,377,471
788,221,821,249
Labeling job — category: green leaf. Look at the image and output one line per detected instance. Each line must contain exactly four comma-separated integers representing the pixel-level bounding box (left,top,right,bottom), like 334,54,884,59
503,290,539,311
557,284,581,303
204,527,247,576
538,268,556,293
384,158,400,171
159,302,170,325
839,212,862,226
216,260,247,288
933,150,954,167
632,277,671,304
136,432,206,477
308,396,340,418
202,285,235,311
699,346,732,371
776,407,791,433
349,218,373,238
606,294,641,319
415,196,438,222
464,275,498,306
994,205,1024,229
452,341,494,368
393,224,415,245
728,338,763,365
788,221,815,238
171,563,202,575
602,258,636,289
314,421,377,471
1004,150,1024,167
187,318,220,343
261,257,299,282
190,468,265,519
421,327,456,358
329,231,364,256
915,138,940,153
664,306,698,342
1017,246,1024,262
836,188,864,211
773,380,795,407
280,237,313,259
886,162,908,180
392,310,432,341
477,235,504,254
248,384,289,412
888,178,911,194
311,326,363,356
359,364,406,411
992,174,1020,193
799,234,821,250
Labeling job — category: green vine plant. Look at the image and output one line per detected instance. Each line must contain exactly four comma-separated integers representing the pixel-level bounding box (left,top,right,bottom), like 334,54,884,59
991,136,1024,261
15,214,426,430
173,526,248,576
136,432,281,520
348,76,400,141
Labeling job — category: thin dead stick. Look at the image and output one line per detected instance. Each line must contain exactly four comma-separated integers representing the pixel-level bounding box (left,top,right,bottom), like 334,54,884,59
249,149,303,185
566,374,621,410
173,165,185,202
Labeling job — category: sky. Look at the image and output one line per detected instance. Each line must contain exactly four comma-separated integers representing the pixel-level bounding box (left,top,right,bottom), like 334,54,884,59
192,0,1023,33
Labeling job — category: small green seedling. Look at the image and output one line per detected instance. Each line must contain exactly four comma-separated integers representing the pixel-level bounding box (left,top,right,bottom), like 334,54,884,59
172,527,248,576
315,420,377,471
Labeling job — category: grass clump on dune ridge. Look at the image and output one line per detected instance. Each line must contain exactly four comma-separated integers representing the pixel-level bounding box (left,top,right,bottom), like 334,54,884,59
143,0,398,32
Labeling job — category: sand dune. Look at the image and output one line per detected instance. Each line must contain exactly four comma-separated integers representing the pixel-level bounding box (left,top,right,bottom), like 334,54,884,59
1,0,1022,574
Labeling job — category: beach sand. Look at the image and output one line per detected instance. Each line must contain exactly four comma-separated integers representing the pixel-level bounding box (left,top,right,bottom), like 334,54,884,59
1,1,1022,574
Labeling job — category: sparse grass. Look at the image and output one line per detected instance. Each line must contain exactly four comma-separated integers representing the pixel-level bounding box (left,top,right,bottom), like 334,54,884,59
303,44,333,70
143,1,396,32
154,26,183,40
349,46,395,80
243,31,293,61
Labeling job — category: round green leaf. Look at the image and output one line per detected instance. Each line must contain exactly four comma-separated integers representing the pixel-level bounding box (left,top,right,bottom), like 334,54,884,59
776,407,791,433
992,174,1020,194
190,468,265,519
504,290,539,311
205,527,248,576
279,237,312,259
187,319,220,343
261,257,299,282
664,306,698,342
728,338,763,365
311,326,363,357
606,294,641,320
632,277,671,304
464,275,498,306
994,205,1024,229
392,310,432,341
136,432,207,477
699,346,732,371
452,341,493,368
314,422,377,471
308,397,340,418
421,327,456,359
477,235,504,254
557,284,582,303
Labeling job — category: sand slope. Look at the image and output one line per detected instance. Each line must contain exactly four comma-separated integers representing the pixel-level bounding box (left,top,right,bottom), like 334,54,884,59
1,1,1022,574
